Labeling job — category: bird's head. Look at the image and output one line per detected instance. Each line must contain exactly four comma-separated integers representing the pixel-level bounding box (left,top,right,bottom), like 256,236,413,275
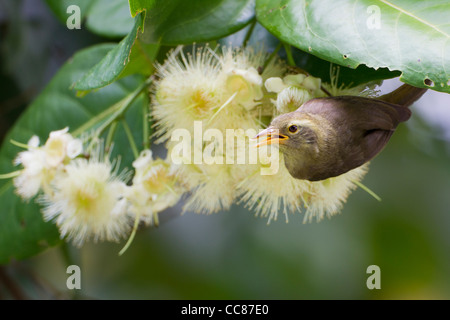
254,111,323,180
254,112,319,153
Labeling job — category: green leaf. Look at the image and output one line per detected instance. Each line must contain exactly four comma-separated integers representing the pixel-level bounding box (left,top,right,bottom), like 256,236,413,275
0,44,147,263
85,0,134,38
290,46,401,88
45,0,133,37
256,0,450,93
221,22,399,87
129,0,156,17
75,0,255,92
74,13,158,92
130,0,255,45
0,182,61,265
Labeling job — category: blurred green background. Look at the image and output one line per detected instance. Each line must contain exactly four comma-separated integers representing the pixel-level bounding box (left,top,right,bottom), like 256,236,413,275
0,0,449,299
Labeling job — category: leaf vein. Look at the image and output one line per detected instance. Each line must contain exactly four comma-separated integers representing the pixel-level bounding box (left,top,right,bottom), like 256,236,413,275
378,0,450,38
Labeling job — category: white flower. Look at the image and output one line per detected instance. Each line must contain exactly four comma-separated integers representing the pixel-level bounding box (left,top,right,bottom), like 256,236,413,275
223,65,263,111
265,74,321,94
304,164,369,223
66,139,83,159
220,46,285,81
237,154,311,223
12,128,83,199
275,87,312,113
41,156,131,246
151,46,226,142
166,137,236,215
238,154,370,224
13,148,48,199
132,149,153,170
264,77,288,93
27,135,40,148
126,150,181,226
150,44,376,224
301,75,322,93
181,161,236,215
44,127,82,167
219,46,286,115
265,74,323,113
152,45,287,143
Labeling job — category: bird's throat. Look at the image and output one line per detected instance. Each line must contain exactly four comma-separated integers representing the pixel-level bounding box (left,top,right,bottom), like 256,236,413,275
283,151,310,180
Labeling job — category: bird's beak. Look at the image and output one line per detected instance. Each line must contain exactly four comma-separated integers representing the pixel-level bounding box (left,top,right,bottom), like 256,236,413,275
253,127,288,148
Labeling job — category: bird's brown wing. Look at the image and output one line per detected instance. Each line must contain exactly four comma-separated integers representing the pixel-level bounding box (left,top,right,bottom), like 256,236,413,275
299,96,411,130
361,128,395,160
299,96,411,162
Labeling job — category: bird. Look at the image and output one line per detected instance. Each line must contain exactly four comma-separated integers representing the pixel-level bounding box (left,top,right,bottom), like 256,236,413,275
255,83,427,181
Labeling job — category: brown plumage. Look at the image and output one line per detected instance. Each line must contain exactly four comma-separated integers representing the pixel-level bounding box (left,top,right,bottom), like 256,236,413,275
255,84,427,181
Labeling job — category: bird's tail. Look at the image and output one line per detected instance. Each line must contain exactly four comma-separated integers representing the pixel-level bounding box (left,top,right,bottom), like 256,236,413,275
379,83,427,108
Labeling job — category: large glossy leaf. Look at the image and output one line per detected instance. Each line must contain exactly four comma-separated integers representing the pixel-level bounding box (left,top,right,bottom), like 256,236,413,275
222,22,400,87
74,13,158,92
45,0,133,37
75,0,255,91
85,0,134,38
256,0,450,93
0,44,147,264
128,0,155,18
130,0,256,45
290,46,400,88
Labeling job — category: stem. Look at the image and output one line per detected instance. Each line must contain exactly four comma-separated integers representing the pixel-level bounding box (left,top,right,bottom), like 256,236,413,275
10,139,31,149
242,18,257,48
72,77,153,138
96,78,153,137
353,180,381,202
72,103,121,138
121,119,139,159
321,85,333,97
119,213,140,256
262,42,283,72
0,171,21,179
283,43,296,67
153,212,159,227
105,121,118,150
143,99,150,150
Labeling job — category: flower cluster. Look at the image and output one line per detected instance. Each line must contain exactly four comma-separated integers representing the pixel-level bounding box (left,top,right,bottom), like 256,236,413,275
265,72,324,113
4,45,379,248
125,149,181,226
10,129,178,246
152,45,288,214
152,45,377,223
13,128,83,199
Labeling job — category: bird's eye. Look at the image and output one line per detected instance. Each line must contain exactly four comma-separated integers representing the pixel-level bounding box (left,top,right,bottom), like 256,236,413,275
288,125,298,133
